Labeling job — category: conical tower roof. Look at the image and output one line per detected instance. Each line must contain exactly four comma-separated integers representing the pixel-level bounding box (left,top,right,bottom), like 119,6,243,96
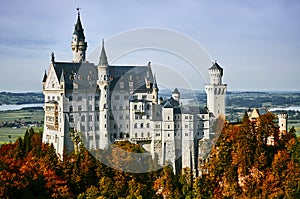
42,70,47,82
172,88,180,94
73,10,85,41
60,69,65,83
99,39,108,66
153,74,158,90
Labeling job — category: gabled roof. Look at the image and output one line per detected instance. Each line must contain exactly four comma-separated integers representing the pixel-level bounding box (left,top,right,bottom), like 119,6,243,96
53,62,97,90
109,65,154,92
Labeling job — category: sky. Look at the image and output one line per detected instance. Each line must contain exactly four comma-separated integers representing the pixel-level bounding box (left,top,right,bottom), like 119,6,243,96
0,0,300,92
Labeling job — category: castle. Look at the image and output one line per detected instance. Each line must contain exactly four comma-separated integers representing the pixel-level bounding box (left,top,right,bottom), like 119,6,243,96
42,11,227,174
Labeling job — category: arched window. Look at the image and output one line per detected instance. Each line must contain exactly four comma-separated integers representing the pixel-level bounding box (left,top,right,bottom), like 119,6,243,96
69,106,73,112
134,123,137,128
81,115,85,122
140,123,144,128
146,123,150,128
69,96,73,101
78,105,82,112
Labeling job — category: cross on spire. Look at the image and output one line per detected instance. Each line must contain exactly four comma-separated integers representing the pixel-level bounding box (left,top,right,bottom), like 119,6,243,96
76,7,81,16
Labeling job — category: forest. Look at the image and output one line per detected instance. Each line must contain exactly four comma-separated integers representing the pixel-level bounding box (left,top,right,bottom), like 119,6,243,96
0,112,300,198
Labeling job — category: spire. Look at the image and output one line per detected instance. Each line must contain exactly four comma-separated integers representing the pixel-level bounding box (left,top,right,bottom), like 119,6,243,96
60,69,65,83
73,8,85,41
99,39,108,66
42,70,47,82
153,74,158,90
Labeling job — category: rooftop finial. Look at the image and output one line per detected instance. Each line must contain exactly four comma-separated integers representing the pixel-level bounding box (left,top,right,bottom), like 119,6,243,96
76,7,81,16
102,39,104,47
51,52,55,63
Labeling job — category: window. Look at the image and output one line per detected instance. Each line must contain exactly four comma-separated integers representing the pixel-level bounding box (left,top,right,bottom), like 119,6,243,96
119,115,123,120
113,106,116,110
134,123,137,128
97,115,99,121
78,105,82,112
119,106,123,110
134,105,137,110
88,115,93,121
78,96,82,101
96,126,99,130
69,106,73,112
147,104,151,110
126,106,129,110
69,115,74,123
140,123,144,128
120,82,124,89
168,125,170,129
168,116,170,120
81,115,85,122
89,126,93,131
115,95,120,100
141,133,144,137
69,96,73,101
146,123,150,128
126,115,129,119
124,95,129,100
185,116,188,119
147,132,150,137
135,133,137,138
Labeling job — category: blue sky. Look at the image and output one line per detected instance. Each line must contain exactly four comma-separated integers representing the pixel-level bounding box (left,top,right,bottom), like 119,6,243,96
0,0,300,92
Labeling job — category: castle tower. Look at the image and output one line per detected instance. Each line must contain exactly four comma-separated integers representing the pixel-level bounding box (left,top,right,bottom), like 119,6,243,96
97,40,110,149
172,88,180,103
71,9,87,63
205,61,227,117
278,112,288,135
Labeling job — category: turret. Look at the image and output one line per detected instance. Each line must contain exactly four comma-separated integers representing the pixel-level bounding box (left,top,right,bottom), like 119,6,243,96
172,88,180,103
97,40,110,149
71,8,87,63
205,61,227,117
208,61,223,85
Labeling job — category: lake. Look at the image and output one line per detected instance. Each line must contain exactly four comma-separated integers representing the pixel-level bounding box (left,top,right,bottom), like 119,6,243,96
0,104,44,111
269,106,300,112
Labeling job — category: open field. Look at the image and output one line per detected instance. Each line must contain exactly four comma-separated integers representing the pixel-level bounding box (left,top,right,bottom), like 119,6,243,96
0,109,44,145
0,109,44,124
0,127,28,145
